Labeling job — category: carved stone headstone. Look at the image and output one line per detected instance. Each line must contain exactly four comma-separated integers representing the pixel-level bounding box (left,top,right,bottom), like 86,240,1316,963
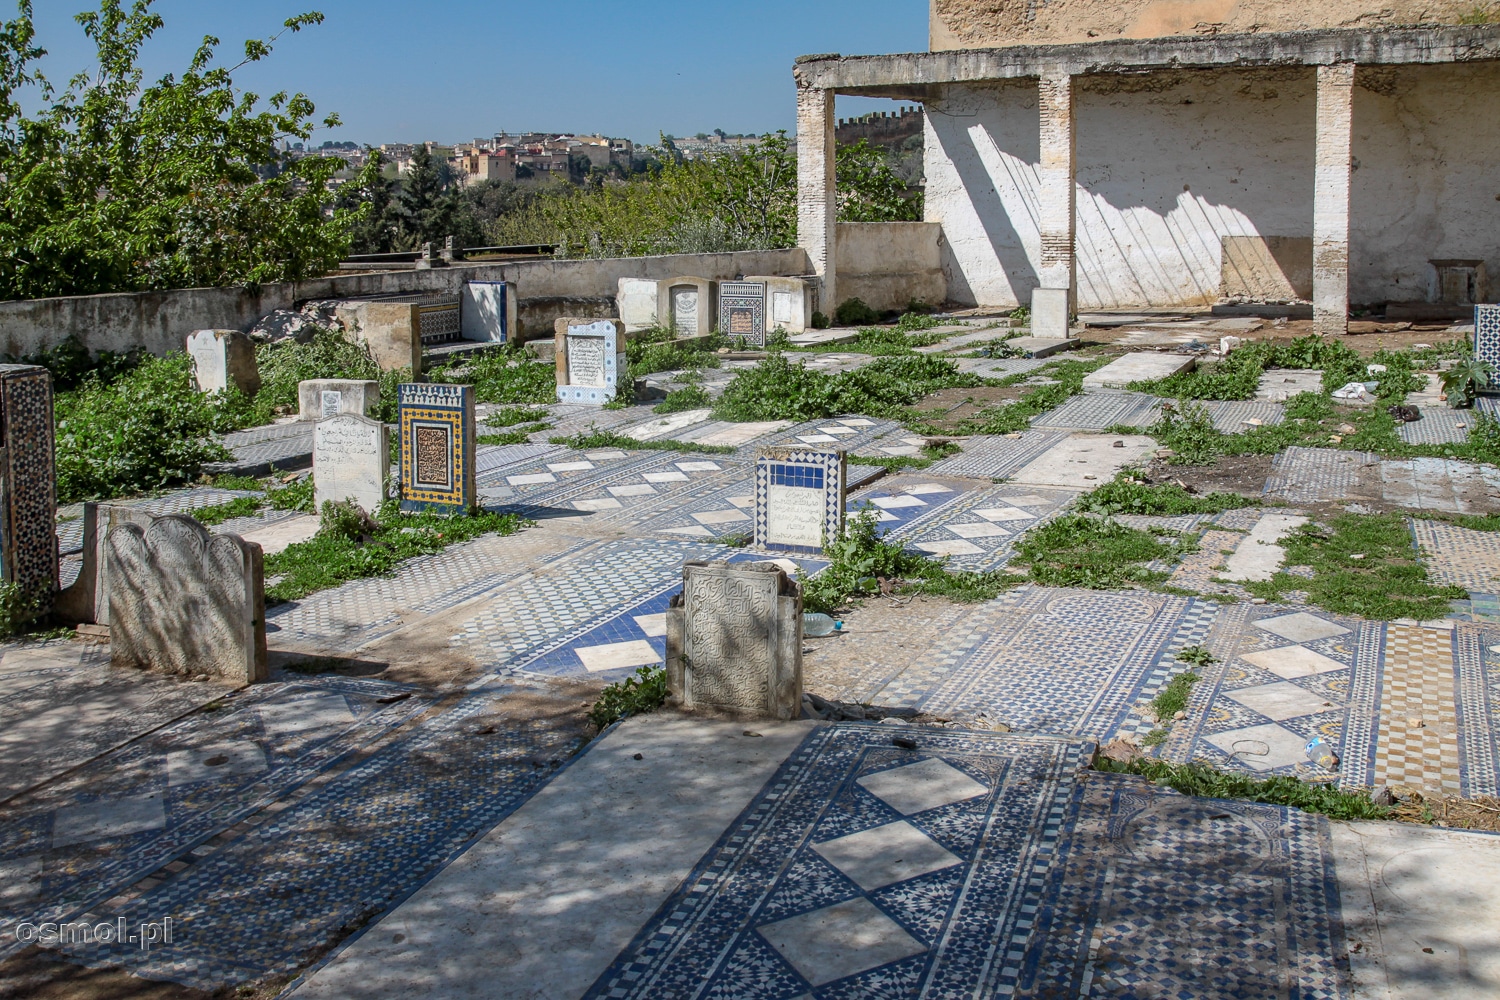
54,503,154,626
460,280,513,343
719,280,767,346
666,560,803,720
297,379,380,421
754,448,846,552
108,516,267,684
398,382,476,514
554,317,627,405
657,277,715,338
1476,304,1500,371
186,330,260,397
0,364,57,606
314,413,389,514
616,277,659,332
749,275,816,335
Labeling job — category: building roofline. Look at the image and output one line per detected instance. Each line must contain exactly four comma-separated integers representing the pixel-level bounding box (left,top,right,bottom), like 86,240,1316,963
793,24,1500,96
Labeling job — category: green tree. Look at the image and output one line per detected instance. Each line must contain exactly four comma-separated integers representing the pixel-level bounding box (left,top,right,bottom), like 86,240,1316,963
337,149,405,253
0,1,365,300
397,144,483,249
836,139,922,222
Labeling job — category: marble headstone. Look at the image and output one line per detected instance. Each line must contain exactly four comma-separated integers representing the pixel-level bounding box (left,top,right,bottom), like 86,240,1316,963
108,515,267,684
460,280,512,343
0,364,57,605
617,277,659,332
53,503,154,626
754,448,846,552
666,560,803,720
186,329,260,397
314,413,389,514
719,281,768,347
657,277,715,338
297,379,380,421
748,276,816,335
554,317,627,404
398,382,476,515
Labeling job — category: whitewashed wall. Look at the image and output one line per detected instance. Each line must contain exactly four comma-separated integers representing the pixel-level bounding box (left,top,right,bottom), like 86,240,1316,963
924,65,1500,310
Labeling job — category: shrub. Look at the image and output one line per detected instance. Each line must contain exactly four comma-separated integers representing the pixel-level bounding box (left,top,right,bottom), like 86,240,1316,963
55,353,233,504
833,298,880,327
588,666,668,730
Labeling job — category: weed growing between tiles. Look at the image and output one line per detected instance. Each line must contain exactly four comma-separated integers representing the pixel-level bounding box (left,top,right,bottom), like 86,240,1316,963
1011,514,1192,590
1244,512,1466,620
190,476,315,526
1128,335,1424,402
587,665,668,731
1093,757,1392,821
1074,471,1259,516
1151,394,1500,466
800,507,1020,615
932,357,1109,436
477,405,552,445
427,346,558,406
263,500,528,603
1140,668,1204,746
848,442,961,472
625,326,725,376
784,312,952,356
550,429,736,455
653,372,712,413
712,352,985,423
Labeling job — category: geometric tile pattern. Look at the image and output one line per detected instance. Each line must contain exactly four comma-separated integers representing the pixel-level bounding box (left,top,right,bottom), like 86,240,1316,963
399,383,476,514
1263,446,1376,503
1030,390,1161,430
0,365,57,600
1199,398,1287,433
882,484,1075,571
1411,518,1500,592
1376,624,1462,794
584,726,1347,1000
1397,407,1472,446
924,430,1072,479
1476,303,1500,368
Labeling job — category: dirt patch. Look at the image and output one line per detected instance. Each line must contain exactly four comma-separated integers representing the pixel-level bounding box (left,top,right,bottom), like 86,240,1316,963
1142,454,1275,499
1081,317,1464,358
914,384,1033,430
1389,789,1500,833
0,949,213,1000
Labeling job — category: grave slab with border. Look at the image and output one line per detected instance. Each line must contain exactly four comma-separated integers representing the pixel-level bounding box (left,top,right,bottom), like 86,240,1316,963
186,329,260,397
314,413,390,514
297,379,381,421
666,560,803,720
754,448,845,553
398,383,476,515
1476,304,1500,371
658,277,715,338
719,280,767,347
107,515,267,684
554,318,627,405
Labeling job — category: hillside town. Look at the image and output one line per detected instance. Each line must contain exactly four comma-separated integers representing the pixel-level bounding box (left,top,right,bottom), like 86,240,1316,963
1,1,1499,998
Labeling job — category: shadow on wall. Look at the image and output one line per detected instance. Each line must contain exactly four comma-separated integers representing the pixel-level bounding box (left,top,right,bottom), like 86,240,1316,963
928,69,1319,310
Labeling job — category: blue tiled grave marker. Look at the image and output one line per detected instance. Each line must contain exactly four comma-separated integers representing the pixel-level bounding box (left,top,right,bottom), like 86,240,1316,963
1476,304,1500,372
754,448,845,552
398,382,476,514
555,318,627,405
719,280,767,347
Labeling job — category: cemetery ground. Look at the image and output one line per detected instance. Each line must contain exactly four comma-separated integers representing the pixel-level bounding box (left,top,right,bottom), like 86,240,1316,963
6,312,1500,998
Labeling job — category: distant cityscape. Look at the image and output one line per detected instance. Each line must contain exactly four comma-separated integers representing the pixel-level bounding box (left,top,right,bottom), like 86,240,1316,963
284,106,925,188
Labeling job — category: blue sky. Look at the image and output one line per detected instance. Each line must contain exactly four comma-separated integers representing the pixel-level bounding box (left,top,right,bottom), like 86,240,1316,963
26,0,927,145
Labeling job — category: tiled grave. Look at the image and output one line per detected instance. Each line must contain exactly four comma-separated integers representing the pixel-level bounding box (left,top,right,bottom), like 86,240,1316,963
584,725,1347,1000
1200,398,1286,433
1263,446,1376,503
1411,518,1500,592
211,421,314,475
1397,407,1473,446
1029,390,1161,430
924,430,1071,479
1081,352,1194,388
882,484,1075,572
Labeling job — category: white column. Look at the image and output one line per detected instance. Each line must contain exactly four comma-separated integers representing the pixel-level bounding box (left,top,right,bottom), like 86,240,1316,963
796,86,837,314
1033,70,1076,338
1314,63,1354,337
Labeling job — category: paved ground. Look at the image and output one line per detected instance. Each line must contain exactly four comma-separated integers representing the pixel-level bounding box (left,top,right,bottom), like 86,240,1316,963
6,316,1500,997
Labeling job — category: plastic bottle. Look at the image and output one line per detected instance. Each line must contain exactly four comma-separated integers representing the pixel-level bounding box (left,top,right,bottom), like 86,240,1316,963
803,613,836,637
1305,735,1340,771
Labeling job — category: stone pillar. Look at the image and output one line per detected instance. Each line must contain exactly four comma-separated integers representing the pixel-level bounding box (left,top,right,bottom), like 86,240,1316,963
1033,70,1076,339
796,85,837,314
1313,63,1354,337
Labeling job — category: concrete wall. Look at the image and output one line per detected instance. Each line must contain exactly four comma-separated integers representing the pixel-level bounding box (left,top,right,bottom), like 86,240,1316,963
924,64,1500,311
0,248,809,360
834,222,947,312
929,0,1486,50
